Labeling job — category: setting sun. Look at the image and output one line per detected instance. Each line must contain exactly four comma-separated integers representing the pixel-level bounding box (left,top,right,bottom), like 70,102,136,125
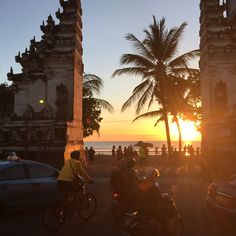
171,119,201,142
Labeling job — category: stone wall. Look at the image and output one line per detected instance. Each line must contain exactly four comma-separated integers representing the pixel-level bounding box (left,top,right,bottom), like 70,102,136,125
1,0,84,167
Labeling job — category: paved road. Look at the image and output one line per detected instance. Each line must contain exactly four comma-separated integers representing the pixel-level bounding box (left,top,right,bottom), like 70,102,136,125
1,176,235,236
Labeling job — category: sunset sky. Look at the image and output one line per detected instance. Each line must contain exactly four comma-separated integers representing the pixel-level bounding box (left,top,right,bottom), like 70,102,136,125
0,0,201,142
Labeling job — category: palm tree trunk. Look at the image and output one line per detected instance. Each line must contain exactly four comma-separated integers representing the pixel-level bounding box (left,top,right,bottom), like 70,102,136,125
174,116,182,158
163,112,172,157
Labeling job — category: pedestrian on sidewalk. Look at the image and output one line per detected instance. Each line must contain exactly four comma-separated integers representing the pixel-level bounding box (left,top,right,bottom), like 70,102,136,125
89,147,95,161
112,145,116,158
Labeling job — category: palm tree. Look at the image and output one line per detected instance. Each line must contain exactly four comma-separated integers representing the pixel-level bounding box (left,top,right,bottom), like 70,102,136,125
112,16,199,155
83,74,114,137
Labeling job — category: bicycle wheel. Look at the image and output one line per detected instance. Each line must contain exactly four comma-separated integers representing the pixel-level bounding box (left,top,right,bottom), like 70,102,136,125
42,203,65,231
78,192,97,221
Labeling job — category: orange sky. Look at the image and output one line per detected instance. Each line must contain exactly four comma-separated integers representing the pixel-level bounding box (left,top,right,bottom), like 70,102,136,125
85,111,202,142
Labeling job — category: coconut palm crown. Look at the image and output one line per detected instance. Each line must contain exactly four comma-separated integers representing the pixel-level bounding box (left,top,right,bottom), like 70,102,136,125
112,16,199,154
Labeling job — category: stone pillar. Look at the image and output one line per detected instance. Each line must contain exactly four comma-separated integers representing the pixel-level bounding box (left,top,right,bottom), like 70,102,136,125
200,0,236,177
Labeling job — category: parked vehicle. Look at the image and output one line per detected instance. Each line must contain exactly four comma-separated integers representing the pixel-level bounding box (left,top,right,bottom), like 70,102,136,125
0,159,62,217
43,178,97,231
123,193,184,236
206,174,236,222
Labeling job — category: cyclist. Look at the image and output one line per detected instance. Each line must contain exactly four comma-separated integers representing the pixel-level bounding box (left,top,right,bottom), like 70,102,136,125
57,150,93,198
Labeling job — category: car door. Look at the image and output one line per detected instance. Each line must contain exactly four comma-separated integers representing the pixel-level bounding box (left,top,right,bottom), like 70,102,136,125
27,163,61,207
0,163,32,209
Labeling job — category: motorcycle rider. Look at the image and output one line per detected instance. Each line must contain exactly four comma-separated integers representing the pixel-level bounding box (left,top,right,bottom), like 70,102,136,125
137,168,162,219
110,157,141,213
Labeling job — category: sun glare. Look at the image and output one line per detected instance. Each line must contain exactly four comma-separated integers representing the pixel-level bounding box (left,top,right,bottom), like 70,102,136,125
171,119,201,142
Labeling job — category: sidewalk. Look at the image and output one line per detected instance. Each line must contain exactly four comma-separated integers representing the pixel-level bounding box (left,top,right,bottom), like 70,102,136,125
87,154,201,179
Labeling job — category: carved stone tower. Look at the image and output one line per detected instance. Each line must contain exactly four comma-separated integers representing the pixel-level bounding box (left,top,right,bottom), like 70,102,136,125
0,0,83,167
200,0,236,166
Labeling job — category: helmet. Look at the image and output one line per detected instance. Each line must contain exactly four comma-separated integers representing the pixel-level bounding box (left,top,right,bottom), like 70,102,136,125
70,150,81,160
126,157,136,168
145,168,160,181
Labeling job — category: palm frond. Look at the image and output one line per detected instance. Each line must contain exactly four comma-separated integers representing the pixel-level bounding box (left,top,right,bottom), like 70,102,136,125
135,82,154,114
171,68,200,77
154,115,165,126
120,54,154,68
169,50,200,68
164,22,188,62
121,79,151,112
132,110,164,122
83,74,104,95
112,67,147,78
96,98,114,113
125,33,155,62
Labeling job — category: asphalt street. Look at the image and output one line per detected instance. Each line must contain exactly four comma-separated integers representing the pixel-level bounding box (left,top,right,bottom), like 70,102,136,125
1,175,235,236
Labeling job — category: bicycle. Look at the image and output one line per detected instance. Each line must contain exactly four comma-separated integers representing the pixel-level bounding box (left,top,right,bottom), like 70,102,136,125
42,179,97,231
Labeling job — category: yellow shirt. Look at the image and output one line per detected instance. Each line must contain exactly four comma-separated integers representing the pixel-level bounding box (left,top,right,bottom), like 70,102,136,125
58,159,92,182
139,147,146,159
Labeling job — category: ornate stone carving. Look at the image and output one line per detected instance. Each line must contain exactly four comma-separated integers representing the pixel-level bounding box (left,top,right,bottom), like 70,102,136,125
23,105,34,119
214,80,227,110
29,129,37,142
0,130,3,142
45,128,54,142
43,104,54,118
55,83,68,119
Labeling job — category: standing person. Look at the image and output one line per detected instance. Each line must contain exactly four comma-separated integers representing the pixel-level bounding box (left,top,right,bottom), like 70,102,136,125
189,145,195,158
161,144,167,157
85,147,89,165
155,146,159,156
116,145,123,161
196,147,200,159
183,145,187,157
144,146,149,158
89,147,95,161
139,146,146,166
112,145,116,158
123,146,128,158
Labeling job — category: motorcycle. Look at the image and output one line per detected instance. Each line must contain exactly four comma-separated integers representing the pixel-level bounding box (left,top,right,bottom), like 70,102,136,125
109,169,145,222
123,193,184,236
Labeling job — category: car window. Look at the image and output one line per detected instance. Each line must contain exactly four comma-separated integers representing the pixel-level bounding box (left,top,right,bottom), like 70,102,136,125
29,164,56,178
2,165,26,180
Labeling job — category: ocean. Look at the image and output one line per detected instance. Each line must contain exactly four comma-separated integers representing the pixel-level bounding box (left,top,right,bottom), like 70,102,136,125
84,140,201,155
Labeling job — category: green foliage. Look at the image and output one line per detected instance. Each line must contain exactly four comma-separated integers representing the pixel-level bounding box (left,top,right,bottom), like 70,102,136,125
82,74,114,138
0,83,14,117
83,88,103,137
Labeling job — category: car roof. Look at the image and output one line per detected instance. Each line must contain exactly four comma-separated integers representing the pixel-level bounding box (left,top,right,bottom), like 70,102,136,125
0,159,59,171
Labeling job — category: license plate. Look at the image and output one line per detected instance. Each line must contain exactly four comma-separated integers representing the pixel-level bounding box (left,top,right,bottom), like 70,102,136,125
216,195,228,206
